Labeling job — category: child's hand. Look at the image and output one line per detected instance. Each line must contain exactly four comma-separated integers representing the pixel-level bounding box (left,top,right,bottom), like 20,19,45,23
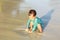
25,29,32,33
25,29,29,32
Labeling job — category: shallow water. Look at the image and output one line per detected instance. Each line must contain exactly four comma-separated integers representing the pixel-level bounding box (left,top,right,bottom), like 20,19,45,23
0,0,60,40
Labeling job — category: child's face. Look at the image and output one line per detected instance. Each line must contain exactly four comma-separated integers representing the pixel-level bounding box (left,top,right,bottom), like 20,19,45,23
29,13,34,20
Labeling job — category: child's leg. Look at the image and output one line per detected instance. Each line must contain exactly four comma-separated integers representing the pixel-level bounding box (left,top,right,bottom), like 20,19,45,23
37,24,43,33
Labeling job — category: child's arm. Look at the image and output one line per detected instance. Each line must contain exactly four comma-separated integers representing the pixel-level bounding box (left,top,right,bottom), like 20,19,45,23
32,19,38,32
27,19,30,28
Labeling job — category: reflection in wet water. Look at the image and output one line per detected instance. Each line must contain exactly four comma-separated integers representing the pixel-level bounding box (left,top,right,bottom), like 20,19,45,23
41,9,54,31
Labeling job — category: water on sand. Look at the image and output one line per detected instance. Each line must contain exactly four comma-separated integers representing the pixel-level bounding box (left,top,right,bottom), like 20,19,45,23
0,0,60,40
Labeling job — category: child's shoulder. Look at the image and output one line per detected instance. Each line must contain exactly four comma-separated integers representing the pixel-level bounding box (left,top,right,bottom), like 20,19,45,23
36,17,40,20
36,17,42,21
35,17,39,21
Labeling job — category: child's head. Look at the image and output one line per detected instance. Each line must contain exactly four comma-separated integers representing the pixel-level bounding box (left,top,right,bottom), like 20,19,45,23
28,9,37,19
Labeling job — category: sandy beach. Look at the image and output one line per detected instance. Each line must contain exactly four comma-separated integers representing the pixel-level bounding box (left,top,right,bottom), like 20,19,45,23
0,0,60,40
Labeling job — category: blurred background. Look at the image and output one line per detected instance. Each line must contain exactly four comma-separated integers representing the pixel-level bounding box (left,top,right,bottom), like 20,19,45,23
0,0,60,40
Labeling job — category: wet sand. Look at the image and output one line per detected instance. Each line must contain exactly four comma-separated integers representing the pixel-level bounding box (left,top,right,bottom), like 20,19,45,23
0,0,60,40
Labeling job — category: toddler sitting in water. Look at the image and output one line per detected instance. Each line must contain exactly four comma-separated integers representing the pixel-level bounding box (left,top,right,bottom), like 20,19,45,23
25,9,43,33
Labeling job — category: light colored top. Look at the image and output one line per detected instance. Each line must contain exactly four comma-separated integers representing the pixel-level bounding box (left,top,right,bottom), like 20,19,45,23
27,17,43,32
